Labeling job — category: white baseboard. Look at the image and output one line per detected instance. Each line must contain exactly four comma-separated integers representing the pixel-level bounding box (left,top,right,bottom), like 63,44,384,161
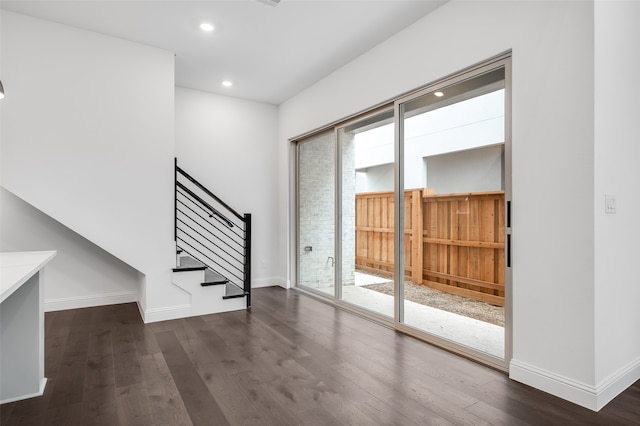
252,277,287,289
44,291,137,312
276,279,290,289
593,356,640,410
141,303,192,324
509,357,640,411
509,359,597,410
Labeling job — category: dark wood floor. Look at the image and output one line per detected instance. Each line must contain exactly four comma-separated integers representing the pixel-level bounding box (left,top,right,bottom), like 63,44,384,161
1,287,639,425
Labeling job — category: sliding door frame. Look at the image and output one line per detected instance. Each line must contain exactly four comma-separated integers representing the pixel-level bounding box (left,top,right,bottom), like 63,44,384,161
333,106,395,321
292,51,512,371
393,54,512,371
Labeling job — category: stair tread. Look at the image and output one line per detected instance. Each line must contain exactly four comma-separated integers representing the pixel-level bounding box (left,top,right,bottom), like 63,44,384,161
179,256,204,267
223,282,248,299
173,256,206,272
202,268,228,285
173,255,246,300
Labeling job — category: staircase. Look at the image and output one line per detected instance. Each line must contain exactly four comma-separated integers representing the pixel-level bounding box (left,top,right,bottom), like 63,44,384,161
172,159,251,315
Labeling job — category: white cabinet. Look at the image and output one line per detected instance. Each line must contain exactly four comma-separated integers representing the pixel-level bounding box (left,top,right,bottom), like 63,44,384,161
1,251,56,403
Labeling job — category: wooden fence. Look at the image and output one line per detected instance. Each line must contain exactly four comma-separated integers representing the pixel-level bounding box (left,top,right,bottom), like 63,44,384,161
355,189,505,306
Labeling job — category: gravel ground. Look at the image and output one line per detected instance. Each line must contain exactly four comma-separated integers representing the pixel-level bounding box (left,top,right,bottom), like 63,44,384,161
362,281,505,327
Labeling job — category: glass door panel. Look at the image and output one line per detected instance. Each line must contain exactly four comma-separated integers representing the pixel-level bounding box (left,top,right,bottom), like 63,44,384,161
399,67,506,359
338,110,394,317
297,132,335,296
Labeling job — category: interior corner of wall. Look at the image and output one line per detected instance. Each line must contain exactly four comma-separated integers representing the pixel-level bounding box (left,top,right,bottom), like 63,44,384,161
509,358,599,411
136,267,191,322
136,299,147,323
594,356,640,411
137,271,147,313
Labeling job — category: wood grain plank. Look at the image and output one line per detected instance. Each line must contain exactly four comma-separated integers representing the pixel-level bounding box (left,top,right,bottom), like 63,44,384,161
154,330,230,426
362,190,506,304
361,197,369,259
47,330,90,408
211,311,348,425
175,318,272,426
114,382,154,426
249,306,387,425
333,360,453,425
421,237,504,249
387,197,396,273
411,190,423,282
112,323,144,388
380,195,389,264
81,328,116,426
5,292,640,426
367,197,375,262
139,352,192,426
131,322,162,356
44,310,75,378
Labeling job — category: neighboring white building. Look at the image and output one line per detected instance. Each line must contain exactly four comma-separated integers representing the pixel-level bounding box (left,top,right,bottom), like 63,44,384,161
355,89,505,193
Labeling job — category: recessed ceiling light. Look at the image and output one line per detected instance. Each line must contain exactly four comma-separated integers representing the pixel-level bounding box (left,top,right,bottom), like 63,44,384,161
256,0,281,6
200,23,214,32
434,91,444,97
222,81,233,87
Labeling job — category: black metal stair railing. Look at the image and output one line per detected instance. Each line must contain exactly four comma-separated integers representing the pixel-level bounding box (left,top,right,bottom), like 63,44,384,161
174,158,251,307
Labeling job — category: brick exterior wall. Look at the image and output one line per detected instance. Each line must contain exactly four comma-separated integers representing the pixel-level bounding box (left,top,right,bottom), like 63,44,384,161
298,133,335,289
298,132,355,289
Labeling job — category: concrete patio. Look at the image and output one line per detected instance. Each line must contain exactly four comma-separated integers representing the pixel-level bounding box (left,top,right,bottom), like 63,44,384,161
316,272,505,358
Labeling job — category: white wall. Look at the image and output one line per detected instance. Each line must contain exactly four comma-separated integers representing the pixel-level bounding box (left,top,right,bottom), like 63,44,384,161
356,143,503,194
0,187,139,310
175,87,282,287
0,11,187,320
356,163,394,193
594,0,640,409
426,144,503,194
355,89,505,169
278,0,629,410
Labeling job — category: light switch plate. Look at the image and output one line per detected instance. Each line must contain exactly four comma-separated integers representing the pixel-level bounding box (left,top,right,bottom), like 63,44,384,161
605,194,616,214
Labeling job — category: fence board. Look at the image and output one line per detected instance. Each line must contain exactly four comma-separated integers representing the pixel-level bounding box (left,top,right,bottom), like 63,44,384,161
355,189,505,306
381,196,388,266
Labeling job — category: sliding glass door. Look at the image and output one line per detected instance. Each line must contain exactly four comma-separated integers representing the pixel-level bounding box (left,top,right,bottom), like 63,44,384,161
296,56,511,368
337,110,395,318
397,64,508,361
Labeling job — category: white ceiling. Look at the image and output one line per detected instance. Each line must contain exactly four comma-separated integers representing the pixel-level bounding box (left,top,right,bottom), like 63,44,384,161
1,0,447,105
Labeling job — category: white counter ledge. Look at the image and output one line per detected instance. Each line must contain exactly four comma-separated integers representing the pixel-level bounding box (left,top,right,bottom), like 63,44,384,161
0,250,56,404
1,251,56,303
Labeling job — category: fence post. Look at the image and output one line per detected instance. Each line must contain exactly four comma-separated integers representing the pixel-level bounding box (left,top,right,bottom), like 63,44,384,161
411,190,423,283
